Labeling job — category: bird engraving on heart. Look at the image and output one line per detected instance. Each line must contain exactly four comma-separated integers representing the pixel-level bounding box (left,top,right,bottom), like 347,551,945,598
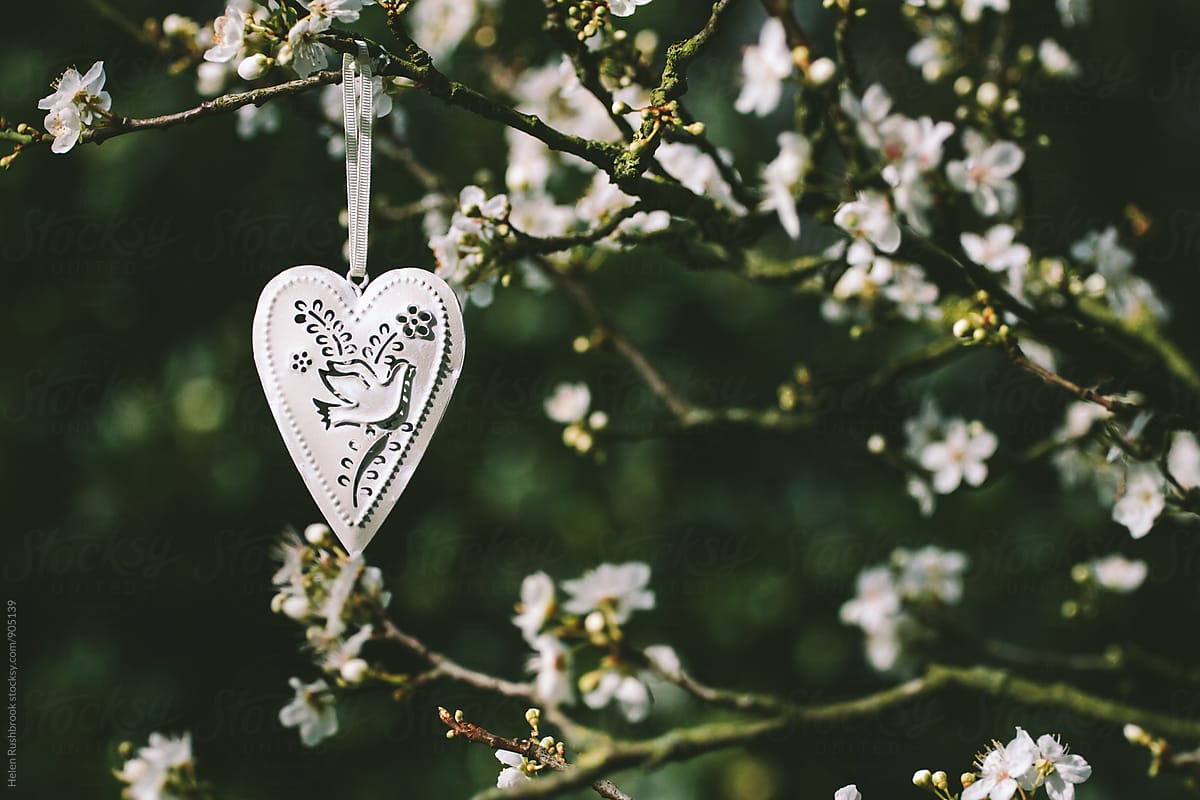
253,265,465,553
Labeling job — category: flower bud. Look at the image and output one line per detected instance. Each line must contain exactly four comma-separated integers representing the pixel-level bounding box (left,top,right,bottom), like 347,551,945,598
960,772,977,788
1082,273,1107,296
578,670,602,694
585,610,607,634
1124,723,1150,745
912,769,932,788
163,14,198,37
976,81,1000,108
282,595,309,620
932,771,948,791
808,57,837,86
953,318,972,338
525,707,541,730
539,736,556,750
304,523,331,546
588,410,609,430
340,657,368,684
238,53,272,81
867,434,886,454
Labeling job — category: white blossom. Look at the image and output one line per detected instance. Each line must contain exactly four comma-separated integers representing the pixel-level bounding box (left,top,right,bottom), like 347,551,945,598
409,0,480,62
43,105,83,155
430,185,511,307
116,732,193,800
656,143,747,213
38,61,111,153
1040,39,1081,78
495,750,532,789
513,571,556,643
863,614,914,672
1070,226,1134,280
1169,431,1200,489
1112,464,1165,539
882,263,940,321
279,678,339,746
760,132,811,239
1085,554,1147,594
527,634,574,706
203,7,245,63
608,0,653,16
895,546,969,604
583,670,652,722
907,476,936,517
735,18,793,116
162,14,198,37
961,0,1010,24
839,566,901,633
834,191,902,253
561,562,655,623
288,15,332,77
1058,401,1111,440
919,418,998,494
196,61,232,96
320,554,363,640
321,625,373,683
963,730,1037,800
1057,0,1091,27
833,246,893,301
1021,731,1092,800
904,396,946,459
834,786,862,800
961,225,1030,276
946,130,1025,217
644,645,682,677
908,34,955,82
841,84,893,148
298,0,366,23
235,104,281,139
544,383,591,424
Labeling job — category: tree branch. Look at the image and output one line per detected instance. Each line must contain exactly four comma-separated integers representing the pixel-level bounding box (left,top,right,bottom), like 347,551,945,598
472,662,1200,799
81,72,342,146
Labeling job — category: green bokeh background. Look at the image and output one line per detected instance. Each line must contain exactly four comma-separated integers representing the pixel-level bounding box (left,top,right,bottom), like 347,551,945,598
5,1,1200,797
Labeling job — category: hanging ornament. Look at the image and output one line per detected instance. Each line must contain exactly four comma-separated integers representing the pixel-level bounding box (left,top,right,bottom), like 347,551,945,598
252,43,465,554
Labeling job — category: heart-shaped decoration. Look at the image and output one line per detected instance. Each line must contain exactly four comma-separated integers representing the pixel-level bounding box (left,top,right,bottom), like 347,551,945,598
253,266,465,553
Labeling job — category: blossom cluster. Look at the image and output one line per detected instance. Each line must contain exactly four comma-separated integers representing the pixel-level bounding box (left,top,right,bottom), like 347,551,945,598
840,545,969,673
37,61,111,153
544,382,609,455
270,524,391,746
427,186,514,307
836,725,1091,800
511,562,677,727
1051,402,1200,539
895,398,998,516
114,732,202,800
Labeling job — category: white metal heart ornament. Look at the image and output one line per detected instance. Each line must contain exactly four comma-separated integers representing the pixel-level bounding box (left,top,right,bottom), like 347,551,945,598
253,265,465,553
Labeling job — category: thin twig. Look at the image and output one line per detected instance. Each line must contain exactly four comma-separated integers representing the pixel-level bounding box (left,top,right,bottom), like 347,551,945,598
1010,351,1129,414
81,72,342,145
439,709,633,800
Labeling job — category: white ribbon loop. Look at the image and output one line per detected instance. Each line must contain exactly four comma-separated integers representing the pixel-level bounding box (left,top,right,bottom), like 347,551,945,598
342,42,373,283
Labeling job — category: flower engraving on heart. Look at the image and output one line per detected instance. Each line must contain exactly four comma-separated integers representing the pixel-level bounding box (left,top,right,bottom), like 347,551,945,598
254,267,465,553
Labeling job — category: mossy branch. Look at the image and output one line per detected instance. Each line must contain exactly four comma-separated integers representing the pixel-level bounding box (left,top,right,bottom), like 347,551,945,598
468,663,1200,799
